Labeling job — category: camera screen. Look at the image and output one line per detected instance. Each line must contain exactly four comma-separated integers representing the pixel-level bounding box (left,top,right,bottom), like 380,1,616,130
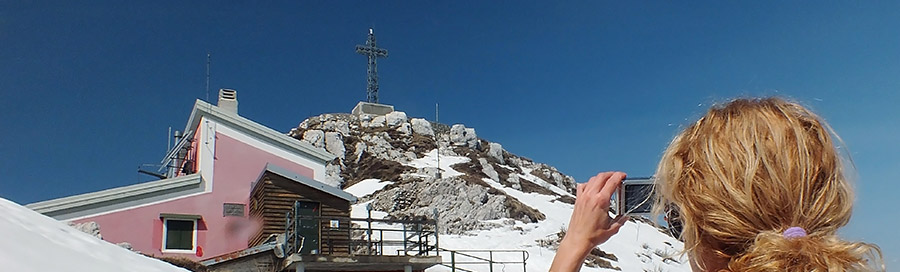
624,184,654,214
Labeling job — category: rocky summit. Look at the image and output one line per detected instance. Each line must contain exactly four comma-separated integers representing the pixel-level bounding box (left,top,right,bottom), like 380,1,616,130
288,111,689,271
289,112,576,233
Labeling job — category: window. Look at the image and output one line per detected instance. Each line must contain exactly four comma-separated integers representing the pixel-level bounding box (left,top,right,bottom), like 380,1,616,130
162,218,197,252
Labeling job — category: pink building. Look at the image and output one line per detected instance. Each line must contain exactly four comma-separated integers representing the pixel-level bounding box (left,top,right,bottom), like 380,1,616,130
27,90,344,260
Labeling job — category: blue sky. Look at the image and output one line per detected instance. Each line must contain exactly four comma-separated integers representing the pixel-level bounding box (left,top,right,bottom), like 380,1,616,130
1,1,897,266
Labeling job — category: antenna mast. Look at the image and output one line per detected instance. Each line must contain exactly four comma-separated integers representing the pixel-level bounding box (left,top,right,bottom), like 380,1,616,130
205,52,211,102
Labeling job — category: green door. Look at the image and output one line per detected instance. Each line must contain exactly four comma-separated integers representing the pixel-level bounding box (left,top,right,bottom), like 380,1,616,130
297,201,320,254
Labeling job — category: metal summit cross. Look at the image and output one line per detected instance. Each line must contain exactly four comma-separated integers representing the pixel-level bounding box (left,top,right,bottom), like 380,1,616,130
355,28,388,104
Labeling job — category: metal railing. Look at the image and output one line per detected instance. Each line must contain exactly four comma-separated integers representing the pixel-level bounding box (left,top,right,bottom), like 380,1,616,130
437,248,529,272
284,201,439,257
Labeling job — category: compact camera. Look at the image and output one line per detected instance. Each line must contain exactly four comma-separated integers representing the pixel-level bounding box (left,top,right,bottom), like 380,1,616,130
613,177,655,217
611,177,683,239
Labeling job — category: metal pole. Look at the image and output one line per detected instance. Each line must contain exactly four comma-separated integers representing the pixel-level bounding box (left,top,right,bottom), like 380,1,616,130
433,208,440,255
489,251,494,272
367,208,373,255
436,103,441,179
451,251,456,272
346,218,352,255
523,251,527,272
417,222,423,254
402,224,407,255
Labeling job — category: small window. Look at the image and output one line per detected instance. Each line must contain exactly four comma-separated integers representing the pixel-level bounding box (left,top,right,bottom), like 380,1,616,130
163,218,196,252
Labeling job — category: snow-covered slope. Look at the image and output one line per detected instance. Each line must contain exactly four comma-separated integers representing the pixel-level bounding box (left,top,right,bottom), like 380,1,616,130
0,197,188,272
291,112,690,271
345,154,689,272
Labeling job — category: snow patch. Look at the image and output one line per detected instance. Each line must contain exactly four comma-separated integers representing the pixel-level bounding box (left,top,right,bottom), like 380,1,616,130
405,149,469,178
417,177,690,272
345,179,394,198
0,198,188,272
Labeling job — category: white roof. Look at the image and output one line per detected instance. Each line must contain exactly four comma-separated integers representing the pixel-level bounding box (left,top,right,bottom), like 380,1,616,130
0,197,189,272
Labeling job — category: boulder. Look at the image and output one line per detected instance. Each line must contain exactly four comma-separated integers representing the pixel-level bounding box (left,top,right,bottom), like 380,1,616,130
450,124,479,149
322,120,350,135
479,158,500,182
488,143,504,164
371,116,386,128
410,118,434,137
396,123,412,135
507,174,522,190
324,132,345,159
302,130,325,148
354,142,367,163
386,111,408,127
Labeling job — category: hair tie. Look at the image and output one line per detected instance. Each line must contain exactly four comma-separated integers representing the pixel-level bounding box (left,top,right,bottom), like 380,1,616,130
782,227,807,239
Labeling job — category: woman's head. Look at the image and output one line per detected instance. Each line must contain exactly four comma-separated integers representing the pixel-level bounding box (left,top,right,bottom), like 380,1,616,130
654,97,882,271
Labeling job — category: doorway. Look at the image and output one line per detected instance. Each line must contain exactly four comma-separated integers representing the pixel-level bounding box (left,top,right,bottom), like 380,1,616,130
296,201,320,254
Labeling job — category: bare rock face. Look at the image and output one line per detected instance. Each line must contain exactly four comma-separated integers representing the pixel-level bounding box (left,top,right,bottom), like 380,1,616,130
324,163,343,187
479,158,500,182
371,116,386,127
324,132,345,159
488,143,505,164
365,177,540,234
290,112,575,235
302,130,325,148
361,133,413,162
396,123,411,136
385,111,408,127
507,173,522,190
322,120,350,135
449,124,479,149
353,142,367,163
410,118,434,136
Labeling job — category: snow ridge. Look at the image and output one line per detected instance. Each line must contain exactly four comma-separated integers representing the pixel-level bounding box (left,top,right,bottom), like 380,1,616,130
0,198,188,272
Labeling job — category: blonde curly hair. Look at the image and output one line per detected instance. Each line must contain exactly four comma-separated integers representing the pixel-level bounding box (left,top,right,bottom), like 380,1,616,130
653,97,883,271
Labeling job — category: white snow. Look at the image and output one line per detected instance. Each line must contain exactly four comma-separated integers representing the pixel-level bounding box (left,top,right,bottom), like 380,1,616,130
0,197,188,272
345,178,393,198
404,149,470,178
358,147,692,272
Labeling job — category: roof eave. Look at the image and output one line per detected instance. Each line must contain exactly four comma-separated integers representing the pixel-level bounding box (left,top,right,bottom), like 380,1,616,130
263,163,357,203
26,173,204,215
185,99,336,163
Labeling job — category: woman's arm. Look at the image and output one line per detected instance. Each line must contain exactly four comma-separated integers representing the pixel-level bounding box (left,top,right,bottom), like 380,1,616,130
549,172,629,272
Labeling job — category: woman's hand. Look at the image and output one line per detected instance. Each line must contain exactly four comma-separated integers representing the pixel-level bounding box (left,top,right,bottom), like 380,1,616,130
550,172,629,272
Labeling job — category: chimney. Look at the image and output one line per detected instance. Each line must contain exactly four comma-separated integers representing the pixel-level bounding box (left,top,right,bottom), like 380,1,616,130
218,89,238,114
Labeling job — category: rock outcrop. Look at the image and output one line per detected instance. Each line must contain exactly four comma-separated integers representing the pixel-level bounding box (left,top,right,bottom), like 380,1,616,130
449,124,479,149
410,118,434,136
289,111,576,233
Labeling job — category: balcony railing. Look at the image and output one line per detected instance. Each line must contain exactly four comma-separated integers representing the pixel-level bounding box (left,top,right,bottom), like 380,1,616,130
284,201,439,257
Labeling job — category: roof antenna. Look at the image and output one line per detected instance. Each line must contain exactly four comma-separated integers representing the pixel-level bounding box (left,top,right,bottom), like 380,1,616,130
205,52,211,102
